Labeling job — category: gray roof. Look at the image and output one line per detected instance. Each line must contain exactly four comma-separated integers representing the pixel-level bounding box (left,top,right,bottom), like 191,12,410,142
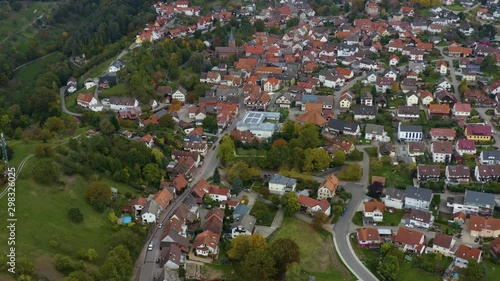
385,188,405,201
231,214,256,232
365,124,385,136
409,209,433,223
353,105,377,116
144,200,160,214
480,150,500,161
398,124,423,133
232,204,250,218
405,186,433,202
269,174,297,186
464,190,495,207
328,119,360,133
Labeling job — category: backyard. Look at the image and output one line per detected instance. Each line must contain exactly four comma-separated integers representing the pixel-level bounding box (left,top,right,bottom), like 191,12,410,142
250,200,278,226
369,159,414,188
273,217,354,281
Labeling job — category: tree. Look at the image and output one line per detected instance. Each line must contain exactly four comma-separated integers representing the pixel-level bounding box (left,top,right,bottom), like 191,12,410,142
254,19,265,32
349,149,363,161
460,79,470,93
280,192,300,216
226,161,261,182
338,163,362,181
54,255,80,275
298,123,321,149
99,245,133,281
32,159,60,185
218,135,235,165
283,262,302,281
312,211,329,231
34,144,53,157
202,114,218,133
240,248,276,281
142,163,161,186
99,118,116,135
169,99,182,112
481,54,497,74
227,234,268,261
332,150,346,167
286,17,300,28
44,116,65,134
464,259,484,281
68,208,84,223
213,168,220,183
270,238,300,275
368,181,384,199
379,255,399,281
159,114,175,128
86,181,112,210
231,177,244,195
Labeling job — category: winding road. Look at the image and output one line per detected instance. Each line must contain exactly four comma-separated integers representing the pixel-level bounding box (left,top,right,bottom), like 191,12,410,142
59,86,82,116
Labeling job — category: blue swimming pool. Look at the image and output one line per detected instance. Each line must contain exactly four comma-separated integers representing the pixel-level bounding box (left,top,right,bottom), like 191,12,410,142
122,216,132,224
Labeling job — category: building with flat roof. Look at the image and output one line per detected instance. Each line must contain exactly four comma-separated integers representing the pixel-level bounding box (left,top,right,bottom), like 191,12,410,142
236,111,280,139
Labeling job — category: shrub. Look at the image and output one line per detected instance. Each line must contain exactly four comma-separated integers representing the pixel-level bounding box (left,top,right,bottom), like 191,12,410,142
68,208,84,223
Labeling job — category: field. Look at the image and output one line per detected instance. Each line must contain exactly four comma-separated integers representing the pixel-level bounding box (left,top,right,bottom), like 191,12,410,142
0,2,57,39
273,217,353,281
0,139,141,274
446,5,466,12
484,261,499,281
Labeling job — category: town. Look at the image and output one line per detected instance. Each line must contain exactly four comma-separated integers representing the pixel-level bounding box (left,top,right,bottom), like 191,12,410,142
1,0,500,281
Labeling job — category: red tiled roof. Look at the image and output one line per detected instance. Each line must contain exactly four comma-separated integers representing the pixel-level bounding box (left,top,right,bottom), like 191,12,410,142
357,228,380,242
455,244,482,262
394,227,424,246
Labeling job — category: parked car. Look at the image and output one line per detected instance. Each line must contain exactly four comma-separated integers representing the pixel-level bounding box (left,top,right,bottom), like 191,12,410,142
405,224,414,228
158,223,163,229
474,237,480,243
148,243,153,251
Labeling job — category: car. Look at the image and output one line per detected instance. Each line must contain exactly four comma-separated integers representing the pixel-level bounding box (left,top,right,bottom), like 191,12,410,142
343,207,347,212
158,223,163,229
405,224,414,228
474,237,480,243
148,243,153,251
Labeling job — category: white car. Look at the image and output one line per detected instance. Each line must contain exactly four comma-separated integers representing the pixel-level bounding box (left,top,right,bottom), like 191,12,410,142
405,224,414,228
148,243,153,251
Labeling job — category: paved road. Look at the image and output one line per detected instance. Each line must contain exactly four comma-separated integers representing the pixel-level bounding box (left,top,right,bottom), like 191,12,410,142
59,86,82,116
435,46,461,102
332,149,379,281
139,106,246,281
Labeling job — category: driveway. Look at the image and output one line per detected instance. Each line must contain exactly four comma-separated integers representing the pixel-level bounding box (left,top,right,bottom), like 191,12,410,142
254,208,284,238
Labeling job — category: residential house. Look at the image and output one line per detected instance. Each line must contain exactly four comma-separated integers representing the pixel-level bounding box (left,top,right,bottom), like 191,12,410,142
436,60,448,75
353,105,377,121
98,75,117,89
275,93,293,108
360,92,373,106
365,124,390,142
142,200,160,223
109,60,125,73
453,103,472,118
479,150,500,165
109,97,139,111
408,209,434,229
268,174,297,195
445,165,471,184
77,93,99,110
393,227,426,254
465,124,492,142
398,124,423,142
378,142,395,159
232,204,250,220
376,77,394,93
431,141,453,163
492,237,500,257
263,77,281,92
417,165,441,182
405,186,433,210
170,174,189,195
339,90,354,109
298,195,331,216
383,188,405,209
230,214,256,239
397,105,419,119
193,230,220,257
326,119,361,136
436,78,452,91
357,228,381,249
364,201,385,223
84,78,97,90
455,245,482,268
172,86,187,102
127,197,147,218
160,244,183,270
432,233,457,257
430,128,456,141
469,215,500,238
406,91,419,106
449,190,495,216
475,165,500,182
389,54,399,66
401,78,417,93
420,90,434,106
208,186,230,202
408,142,426,157
456,139,476,156
317,174,339,200
428,104,450,117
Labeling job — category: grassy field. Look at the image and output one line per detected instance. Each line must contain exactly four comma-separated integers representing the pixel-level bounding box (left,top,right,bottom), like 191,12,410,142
483,261,499,281
0,2,57,39
12,52,61,86
381,209,405,226
100,83,128,98
0,138,142,271
273,217,353,280
446,5,466,11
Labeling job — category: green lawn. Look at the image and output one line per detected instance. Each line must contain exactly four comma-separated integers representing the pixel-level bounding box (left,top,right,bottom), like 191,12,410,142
99,83,128,98
352,211,363,226
273,218,353,280
13,52,61,86
446,5,466,11
364,147,378,158
370,161,414,188
484,261,499,281
235,148,267,158
381,209,405,226
0,2,57,39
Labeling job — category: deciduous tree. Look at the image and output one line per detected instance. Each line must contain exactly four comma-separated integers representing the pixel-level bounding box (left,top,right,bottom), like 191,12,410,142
312,211,329,230
240,249,276,281
231,176,244,195
464,259,484,281
202,114,218,133
218,135,235,165
379,255,399,281
280,192,300,216
86,181,112,210
332,150,346,167
285,262,302,281
68,208,84,223
32,159,60,185
338,163,362,181
227,234,268,261
269,238,300,274
142,163,162,186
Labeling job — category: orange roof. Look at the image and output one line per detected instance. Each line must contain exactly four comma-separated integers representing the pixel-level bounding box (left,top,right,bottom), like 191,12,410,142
336,67,353,77
321,174,339,193
448,46,472,55
297,110,328,126
265,77,280,85
254,66,283,74
192,179,210,198
469,215,500,232
154,189,173,209
171,174,188,191
364,201,385,213
77,93,94,104
193,230,220,250
455,245,482,262
429,104,450,115
357,228,380,242
394,227,424,246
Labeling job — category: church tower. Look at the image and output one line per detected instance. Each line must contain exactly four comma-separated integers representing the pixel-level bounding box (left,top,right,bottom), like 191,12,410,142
228,29,236,48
